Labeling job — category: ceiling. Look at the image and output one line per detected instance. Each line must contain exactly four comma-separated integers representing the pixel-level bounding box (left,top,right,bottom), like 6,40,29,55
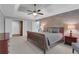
0,4,79,20
52,9,79,24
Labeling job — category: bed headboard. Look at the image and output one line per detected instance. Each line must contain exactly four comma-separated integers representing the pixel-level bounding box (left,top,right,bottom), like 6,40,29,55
45,27,64,35
59,27,64,33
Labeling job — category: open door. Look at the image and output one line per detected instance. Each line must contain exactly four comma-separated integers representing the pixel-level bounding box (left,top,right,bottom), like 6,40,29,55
12,20,23,36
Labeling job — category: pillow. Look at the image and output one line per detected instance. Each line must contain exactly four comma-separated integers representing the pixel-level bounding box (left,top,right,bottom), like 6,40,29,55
47,27,60,33
52,27,59,33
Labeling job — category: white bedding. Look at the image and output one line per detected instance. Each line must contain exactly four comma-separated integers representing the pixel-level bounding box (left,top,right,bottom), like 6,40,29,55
44,32,63,48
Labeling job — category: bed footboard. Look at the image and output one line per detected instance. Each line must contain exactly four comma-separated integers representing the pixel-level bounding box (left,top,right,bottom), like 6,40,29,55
27,31,47,53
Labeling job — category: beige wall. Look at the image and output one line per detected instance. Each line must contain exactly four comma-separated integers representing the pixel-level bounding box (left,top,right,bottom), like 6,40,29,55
40,16,79,34
40,16,64,31
39,12,79,36
64,23,79,31
75,24,79,30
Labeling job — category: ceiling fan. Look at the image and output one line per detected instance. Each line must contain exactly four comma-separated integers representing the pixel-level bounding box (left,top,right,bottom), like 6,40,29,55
27,4,44,16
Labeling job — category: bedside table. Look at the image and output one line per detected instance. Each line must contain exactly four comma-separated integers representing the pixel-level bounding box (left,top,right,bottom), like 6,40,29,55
64,36,77,45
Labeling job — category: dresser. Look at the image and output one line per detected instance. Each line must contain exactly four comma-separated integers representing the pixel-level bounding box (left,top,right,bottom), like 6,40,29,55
0,33,9,54
64,36,77,45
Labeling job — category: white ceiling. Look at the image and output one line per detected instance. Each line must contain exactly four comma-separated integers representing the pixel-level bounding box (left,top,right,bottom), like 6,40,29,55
55,9,79,24
0,4,79,20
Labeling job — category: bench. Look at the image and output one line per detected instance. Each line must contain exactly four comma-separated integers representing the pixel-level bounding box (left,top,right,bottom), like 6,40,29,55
72,43,79,54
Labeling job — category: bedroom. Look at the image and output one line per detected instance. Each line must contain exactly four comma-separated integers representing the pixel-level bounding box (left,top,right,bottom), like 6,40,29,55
0,4,79,54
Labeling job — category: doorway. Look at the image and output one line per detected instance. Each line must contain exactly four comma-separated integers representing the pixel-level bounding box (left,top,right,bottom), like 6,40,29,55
12,20,23,36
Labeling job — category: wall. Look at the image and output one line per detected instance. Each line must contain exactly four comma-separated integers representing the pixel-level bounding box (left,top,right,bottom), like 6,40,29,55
0,11,4,33
75,24,79,31
40,14,79,39
5,18,22,37
40,16,64,31
64,23,79,36
5,18,12,37
32,21,40,32
5,18,33,37
23,20,32,36
12,20,20,35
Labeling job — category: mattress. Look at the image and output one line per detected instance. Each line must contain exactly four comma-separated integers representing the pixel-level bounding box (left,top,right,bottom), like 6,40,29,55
44,32,63,48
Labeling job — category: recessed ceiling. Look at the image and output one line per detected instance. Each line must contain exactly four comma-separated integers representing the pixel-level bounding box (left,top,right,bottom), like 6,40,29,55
18,4,51,13
0,4,79,20
18,4,51,19
18,4,79,20
51,9,79,24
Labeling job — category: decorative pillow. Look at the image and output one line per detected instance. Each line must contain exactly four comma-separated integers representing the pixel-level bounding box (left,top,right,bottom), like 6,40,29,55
47,27,60,33
52,27,59,33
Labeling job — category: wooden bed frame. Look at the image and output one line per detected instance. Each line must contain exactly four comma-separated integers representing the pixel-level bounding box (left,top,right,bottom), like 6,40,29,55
27,27,64,54
27,31,47,53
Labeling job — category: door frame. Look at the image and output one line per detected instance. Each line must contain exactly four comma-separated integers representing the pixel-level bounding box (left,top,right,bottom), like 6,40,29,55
12,21,23,36
20,21,23,36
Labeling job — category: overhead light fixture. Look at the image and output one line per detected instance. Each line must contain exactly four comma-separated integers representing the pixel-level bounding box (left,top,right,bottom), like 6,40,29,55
27,4,44,16
33,12,37,16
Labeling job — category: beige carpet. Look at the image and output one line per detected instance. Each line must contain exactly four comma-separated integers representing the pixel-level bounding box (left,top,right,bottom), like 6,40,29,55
8,36,77,54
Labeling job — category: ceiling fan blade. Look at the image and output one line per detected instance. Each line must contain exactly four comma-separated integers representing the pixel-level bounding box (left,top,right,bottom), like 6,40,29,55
34,4,36,6
38,13,44,15
34,4,37,11
27,10,32,12
37,9,41,12
27,13,32,15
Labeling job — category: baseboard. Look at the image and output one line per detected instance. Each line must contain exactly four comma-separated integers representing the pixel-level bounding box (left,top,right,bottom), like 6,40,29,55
12,34,21,36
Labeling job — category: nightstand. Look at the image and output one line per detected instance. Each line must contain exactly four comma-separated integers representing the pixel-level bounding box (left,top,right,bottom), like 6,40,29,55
64,36,77,45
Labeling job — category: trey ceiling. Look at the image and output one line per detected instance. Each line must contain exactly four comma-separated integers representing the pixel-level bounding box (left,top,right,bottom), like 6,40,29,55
0,4,79,20
56,9,79,24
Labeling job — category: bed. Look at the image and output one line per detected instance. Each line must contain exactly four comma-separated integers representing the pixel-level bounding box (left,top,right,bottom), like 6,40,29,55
44,32,63,49
27,27,64,54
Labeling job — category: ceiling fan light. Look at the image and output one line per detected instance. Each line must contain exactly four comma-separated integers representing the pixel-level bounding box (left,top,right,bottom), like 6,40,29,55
33,12,37,16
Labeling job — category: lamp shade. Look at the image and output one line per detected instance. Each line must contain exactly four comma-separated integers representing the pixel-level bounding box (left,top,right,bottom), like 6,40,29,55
68,24,75,30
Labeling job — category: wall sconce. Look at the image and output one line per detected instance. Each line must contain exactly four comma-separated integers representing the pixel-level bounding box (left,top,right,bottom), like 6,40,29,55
40,23,46,32
68,24,75,37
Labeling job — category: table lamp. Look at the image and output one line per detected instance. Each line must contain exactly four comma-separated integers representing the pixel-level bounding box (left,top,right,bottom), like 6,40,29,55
68,24,75,37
